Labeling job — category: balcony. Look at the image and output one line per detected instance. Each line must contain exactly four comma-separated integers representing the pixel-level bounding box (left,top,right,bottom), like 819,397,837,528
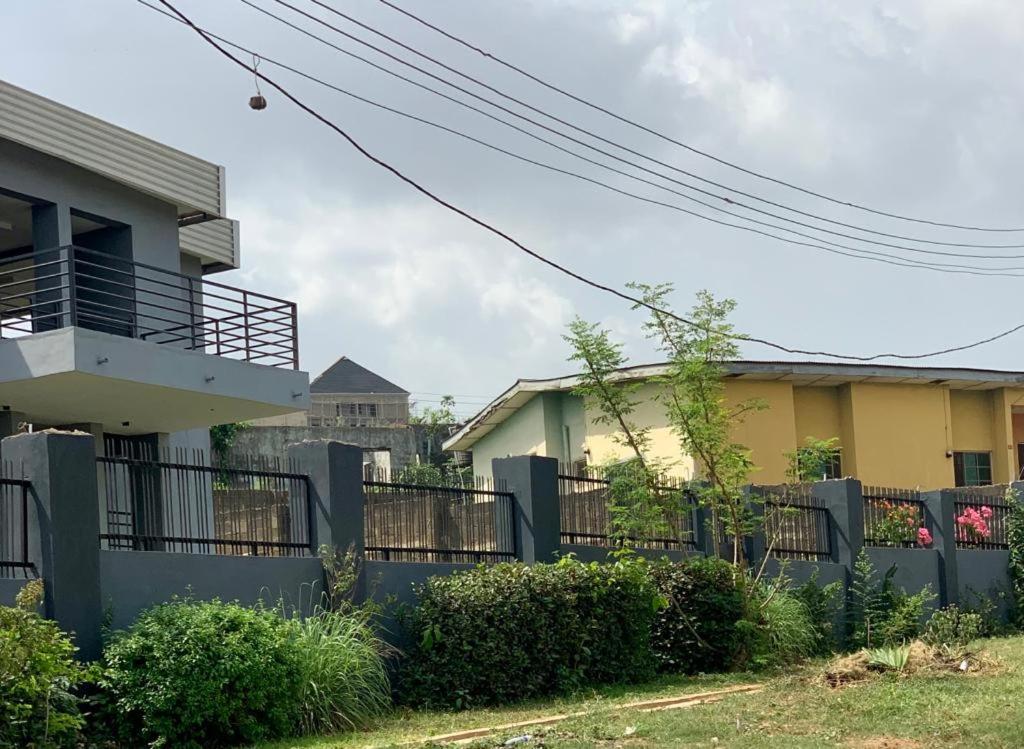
0,245,297,368
0,246,309,434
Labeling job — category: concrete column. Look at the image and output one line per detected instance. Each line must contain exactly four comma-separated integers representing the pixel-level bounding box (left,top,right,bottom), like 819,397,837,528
0,409,28,439
287,440,364,556
32,203,74,332
493,455,560,564
922,489,959,606
813,478,864,576
1,430,103,660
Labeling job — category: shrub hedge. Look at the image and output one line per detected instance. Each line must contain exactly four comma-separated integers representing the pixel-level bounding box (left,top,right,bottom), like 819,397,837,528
648,557,746,674
0,581,83,748
397,556,664,708
100,599,305,748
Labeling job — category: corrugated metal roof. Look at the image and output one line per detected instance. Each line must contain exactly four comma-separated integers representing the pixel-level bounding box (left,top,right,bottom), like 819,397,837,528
0,79,225,217
311,357,409,395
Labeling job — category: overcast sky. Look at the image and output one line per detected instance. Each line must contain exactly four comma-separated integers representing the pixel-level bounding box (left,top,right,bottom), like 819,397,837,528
4,0,1023,418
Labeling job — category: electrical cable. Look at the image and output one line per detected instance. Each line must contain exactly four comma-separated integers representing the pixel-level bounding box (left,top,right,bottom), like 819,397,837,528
373,0,1024,234
145,0,1024,362
136,0,1024,275
242,0,1024,258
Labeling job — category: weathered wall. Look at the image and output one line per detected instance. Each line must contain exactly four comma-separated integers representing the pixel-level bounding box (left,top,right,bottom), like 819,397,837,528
232,424,443,471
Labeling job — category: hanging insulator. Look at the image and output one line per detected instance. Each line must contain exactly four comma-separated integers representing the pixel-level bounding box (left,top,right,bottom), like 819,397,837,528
249,55,267,111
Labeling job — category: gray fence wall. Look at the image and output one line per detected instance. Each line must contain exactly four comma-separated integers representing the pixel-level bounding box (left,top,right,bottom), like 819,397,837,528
0,431,1017,660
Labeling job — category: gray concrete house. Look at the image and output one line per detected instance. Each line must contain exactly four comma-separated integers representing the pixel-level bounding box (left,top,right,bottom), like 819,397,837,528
0,79,310,449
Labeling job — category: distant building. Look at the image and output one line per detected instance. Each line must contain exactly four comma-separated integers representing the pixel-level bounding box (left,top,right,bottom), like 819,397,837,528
253,357,410,428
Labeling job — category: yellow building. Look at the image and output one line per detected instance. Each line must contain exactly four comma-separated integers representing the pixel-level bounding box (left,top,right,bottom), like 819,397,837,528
443,361,1024,490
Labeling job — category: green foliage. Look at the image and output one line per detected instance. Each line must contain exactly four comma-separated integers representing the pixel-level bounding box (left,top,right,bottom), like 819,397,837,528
289,609,391,736
648,557,746,674
785,437,841,483
0,581,83,748
99,599,303,748
923,605,985,657
398,557,664,709
629,285,767,566
792,572,843,656
866,644,911,672
848,551,935,648
410,395,457,434
393,461,473,488
1006,488,1024,628
744,584,817,668
209,421,248,457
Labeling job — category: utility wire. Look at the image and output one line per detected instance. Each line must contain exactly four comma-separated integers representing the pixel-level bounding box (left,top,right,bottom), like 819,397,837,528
146,0,1024,362
224,0,1024,268
293,0,1024,248
374,0,1024,234
246,0,1024,259
135,1,1024,276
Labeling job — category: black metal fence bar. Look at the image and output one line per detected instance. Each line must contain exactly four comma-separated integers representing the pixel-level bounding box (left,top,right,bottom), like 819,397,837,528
952,487,1011,550
753,485,832,562
0,245,299,368
862,486,927,548
97,448,312,557
557,468,697,550
363,476,516,563
0,475,33,578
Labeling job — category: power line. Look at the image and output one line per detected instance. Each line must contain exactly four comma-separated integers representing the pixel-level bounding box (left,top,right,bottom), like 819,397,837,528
291,0,1024,249
147,0,1024,362
193,1,1024,273
243,0,1024,262
135,1,1024,277
373,0,1024,234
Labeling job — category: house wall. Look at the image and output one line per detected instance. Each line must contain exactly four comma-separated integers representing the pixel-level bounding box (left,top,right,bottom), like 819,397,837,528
470,395,549,476
465,379,1024,489
0,138,184,273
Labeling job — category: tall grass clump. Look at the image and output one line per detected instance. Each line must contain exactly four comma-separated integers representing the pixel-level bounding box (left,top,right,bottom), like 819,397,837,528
290,609,392,736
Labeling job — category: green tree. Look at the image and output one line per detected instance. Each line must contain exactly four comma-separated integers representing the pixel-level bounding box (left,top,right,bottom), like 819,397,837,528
785,436,841,483
629,284,766,567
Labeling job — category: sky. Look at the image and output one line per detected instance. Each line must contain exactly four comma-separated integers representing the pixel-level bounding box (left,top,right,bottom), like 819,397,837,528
3,0,1023,419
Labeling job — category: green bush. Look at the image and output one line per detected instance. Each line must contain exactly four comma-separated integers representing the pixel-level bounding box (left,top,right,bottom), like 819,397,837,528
0,580,83,748
648,557,745,673
848,551,935,648
923,605,984,654
100,599,303,748
792,573,843,656
753,587,817,667
291,609,392,735
397,556,663,709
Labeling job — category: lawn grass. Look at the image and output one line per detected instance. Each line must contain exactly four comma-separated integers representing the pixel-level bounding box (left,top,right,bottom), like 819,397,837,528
260,635,1024,749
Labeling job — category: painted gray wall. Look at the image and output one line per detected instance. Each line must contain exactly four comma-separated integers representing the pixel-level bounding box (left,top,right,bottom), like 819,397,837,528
866,547,943,612
957,549,1012,616
0,578,25,607
100,550,324,630
1,138,183,272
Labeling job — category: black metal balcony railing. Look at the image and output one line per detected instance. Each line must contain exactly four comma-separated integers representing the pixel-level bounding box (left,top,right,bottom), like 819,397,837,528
0,245,297,368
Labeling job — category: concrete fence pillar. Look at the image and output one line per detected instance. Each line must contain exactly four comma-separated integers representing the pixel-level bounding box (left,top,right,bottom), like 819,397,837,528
492,455,560,564
287,440,364,557
922,489,959,607
813,478,865,581
2,430,103,660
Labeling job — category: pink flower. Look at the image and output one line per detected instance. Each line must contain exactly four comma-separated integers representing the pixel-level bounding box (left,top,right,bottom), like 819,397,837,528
917,527,933,547
980,506,994,520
